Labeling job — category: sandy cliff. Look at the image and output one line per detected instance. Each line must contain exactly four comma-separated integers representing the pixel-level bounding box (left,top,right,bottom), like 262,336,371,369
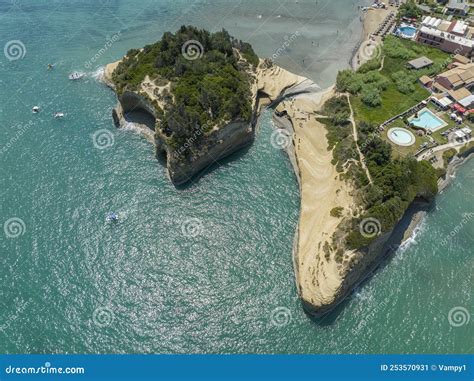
252,63,365,315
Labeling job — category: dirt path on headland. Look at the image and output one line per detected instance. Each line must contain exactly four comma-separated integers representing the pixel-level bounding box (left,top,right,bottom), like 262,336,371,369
346,93,373,185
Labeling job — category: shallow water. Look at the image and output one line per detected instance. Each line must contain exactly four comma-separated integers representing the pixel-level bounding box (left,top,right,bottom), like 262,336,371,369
1,0,472,354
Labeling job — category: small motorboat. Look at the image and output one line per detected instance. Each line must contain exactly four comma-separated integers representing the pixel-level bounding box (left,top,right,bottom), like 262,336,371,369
105,212,119,223
68,72,85,80
53,112,64,119
32,106,40,113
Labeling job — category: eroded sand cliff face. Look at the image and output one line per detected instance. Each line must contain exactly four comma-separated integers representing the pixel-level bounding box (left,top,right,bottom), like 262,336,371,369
265,78,359,316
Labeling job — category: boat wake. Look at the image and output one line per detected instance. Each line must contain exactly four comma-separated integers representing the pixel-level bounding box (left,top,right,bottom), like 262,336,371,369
90,66,105,81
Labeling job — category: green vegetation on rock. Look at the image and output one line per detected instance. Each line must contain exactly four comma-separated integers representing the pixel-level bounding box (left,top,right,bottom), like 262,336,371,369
442,148,457,167
112,26,258,155
321,96,438,250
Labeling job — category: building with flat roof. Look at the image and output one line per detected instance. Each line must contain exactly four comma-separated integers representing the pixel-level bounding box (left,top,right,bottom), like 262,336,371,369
430,94,453,109
408,56,434,69
446,0,470,16
416,16,474,57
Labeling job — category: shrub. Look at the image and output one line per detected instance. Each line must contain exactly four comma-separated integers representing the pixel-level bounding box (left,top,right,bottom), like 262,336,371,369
392,70,415,94
336,70,361,94
357,57,382,74
330,207,344,218
383,37,416,60
398,0,422,19
361,85,382,107
362,71,389,90
442,148,457,167
436,167,447,179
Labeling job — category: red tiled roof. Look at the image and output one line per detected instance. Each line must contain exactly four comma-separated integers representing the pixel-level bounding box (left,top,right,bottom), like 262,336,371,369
447,20,457,33
453,103,467,113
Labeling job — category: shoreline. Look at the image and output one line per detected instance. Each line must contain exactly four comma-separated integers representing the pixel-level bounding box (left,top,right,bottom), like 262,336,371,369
351,6,394,70
270,9,473,315
438,150,474,192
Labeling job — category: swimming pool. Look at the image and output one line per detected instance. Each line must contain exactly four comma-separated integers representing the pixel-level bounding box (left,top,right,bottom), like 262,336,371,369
408,108,446,131
397,25,417,38
388,127,415,146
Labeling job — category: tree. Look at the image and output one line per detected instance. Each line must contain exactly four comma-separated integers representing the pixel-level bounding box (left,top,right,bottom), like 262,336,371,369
361,85,382,107
398,0,422,19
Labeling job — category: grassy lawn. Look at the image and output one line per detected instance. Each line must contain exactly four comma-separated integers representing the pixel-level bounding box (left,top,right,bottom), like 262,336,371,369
351,36,451,126
381,120,431,158
352,84,429,125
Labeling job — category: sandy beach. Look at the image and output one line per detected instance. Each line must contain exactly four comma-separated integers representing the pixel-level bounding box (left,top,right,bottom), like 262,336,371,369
103,60,121,88
352,6,394,70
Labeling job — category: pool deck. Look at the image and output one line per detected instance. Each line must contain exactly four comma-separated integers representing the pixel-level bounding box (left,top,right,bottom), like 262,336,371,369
408,107,448,132
397,24,417,39
387,127,416,147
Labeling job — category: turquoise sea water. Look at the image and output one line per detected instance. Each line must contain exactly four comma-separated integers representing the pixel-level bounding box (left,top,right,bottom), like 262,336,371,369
1,0,472,354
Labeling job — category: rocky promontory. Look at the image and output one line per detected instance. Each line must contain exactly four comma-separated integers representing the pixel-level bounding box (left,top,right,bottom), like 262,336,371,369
105,27,266,185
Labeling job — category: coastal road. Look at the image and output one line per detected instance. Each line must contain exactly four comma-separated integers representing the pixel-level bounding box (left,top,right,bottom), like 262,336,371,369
416,138,473,162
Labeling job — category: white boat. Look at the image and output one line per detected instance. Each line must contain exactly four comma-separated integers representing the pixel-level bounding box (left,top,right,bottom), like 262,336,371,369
32,106,40,113
53,112,64,119
68,72,85,80
105,212,119,223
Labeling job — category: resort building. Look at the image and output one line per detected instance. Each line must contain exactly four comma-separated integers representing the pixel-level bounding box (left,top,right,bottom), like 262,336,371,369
433,62,474,91
445,0,470,16
430,94,453,109
408,56,433,70
416,16,474,57
419,75,434,87
453,127,472,141
453,53,471,65
449,87,474,108
424,62,474,110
